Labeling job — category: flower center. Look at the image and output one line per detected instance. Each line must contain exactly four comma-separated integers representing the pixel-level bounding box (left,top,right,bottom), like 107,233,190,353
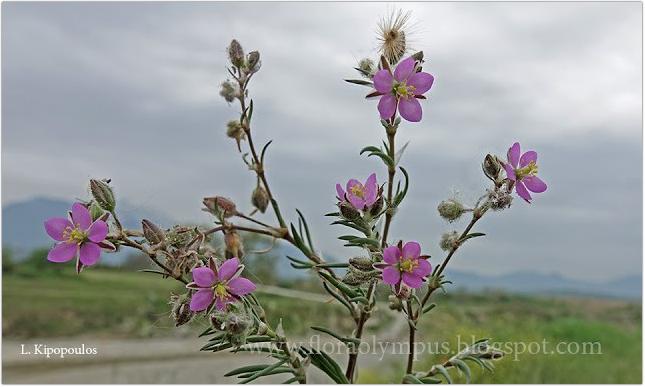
350,184,365,199
64,226,87,244
515,161,538,180
393,81,416,99
399,258,418,273
213,283,229,298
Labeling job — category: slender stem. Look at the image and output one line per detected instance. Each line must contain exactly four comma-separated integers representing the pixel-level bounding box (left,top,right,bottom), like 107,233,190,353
405,301,416,374
235,212,274,229
381,131,397,248
344,280,376,381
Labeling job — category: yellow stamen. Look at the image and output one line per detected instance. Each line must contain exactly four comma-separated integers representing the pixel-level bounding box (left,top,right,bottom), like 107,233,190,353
350,184,365,198
66,227,87,244
400,258,418,273
214,283,229,298
515,161,538,180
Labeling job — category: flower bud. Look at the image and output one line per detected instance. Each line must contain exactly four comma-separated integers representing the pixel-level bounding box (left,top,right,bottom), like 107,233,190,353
251,184,270,213
226,120,244,138
226,313,251,335
89,179,116,212
142,219,166,245
228,39,245,67
369,195,384,217
210,312,227,330
166,225,197,248
439,231,461,252
219,80,239,103
225,230,244,259
339,201,361,221
349,256,374,272
482,154,502,181
388,294,403,311
169,293,194,327
247,51,261,73
488,188,513,211
89,201,104,221
396,285,412,300
203,196,237,219
437,199,465,222
358,58,375,77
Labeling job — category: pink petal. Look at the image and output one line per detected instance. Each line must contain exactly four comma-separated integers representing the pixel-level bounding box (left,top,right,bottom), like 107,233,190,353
192,266,216,287
228,277,256,296
394,57,416,82
214,296,229,311
408,72,434,94
373,70,393,93
71,202,92,230
398,97,422,122
523,176,547,193
79,242,101,266
47,242,78,263
519,151,537,167
190,289,214,312
413,258,432,278
383,246,401,264
336,184,346,200
504,163,516,181
87,220,108,243
402,241,421,259
382,266,401,285
362,173,378,206
218,258,240,281
44,218,72,241
507,142,520,168
515,181,532,203
378,94,397,119
346,179,366,209
402,273,423,289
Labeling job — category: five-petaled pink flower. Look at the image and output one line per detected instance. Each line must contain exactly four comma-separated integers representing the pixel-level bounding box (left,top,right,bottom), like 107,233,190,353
373,56,434,122
376,241,431,289
187,257,256,312
44,202,110,271
504,142,547,203
336,173,378,210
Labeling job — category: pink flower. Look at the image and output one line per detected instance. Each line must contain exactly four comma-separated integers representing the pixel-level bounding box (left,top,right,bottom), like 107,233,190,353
373,56,434,122
186,257,256,312
44,202,111,272
336,173,378,210
376,241,431,289
504,142,547,203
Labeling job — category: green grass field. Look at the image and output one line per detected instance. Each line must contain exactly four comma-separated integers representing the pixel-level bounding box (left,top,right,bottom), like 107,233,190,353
358,292,642,383
3,268,642,383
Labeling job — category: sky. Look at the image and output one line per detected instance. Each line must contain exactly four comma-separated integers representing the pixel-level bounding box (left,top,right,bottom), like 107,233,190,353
2,2,642,282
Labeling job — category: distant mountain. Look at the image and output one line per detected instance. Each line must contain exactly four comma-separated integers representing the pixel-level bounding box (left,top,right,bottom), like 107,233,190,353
2,197,641,300
446,270,641,300
2,197,174,258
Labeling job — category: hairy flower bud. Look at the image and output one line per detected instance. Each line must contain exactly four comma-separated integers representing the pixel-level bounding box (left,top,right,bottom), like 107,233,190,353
228,39,245,67
339,201,361,221
388,294,403,311
219,80,239,103
142,219,165,245
226,314,250,335
169,293,194,327
369,194,384,217
440,231,461,252
210,312,227,331
358,58,375,78
247,51,261,73
251,184,270,213
488,189,513,211
342,267,378,287
89,201,104,221
482,154,502,182
437,199,465,222
203,196,237,219
166,225,197,248
349,256,374,272
89,179,115,212
225,230,244,259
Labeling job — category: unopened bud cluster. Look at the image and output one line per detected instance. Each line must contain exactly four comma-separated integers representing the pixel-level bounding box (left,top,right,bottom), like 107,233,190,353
169,293,194,327
439,231,461,251
437,199,465,222
89,179,116,212
251,183,270,213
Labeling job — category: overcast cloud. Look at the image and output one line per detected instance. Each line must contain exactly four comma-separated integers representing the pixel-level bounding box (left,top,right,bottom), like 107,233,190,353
2,2,642,282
